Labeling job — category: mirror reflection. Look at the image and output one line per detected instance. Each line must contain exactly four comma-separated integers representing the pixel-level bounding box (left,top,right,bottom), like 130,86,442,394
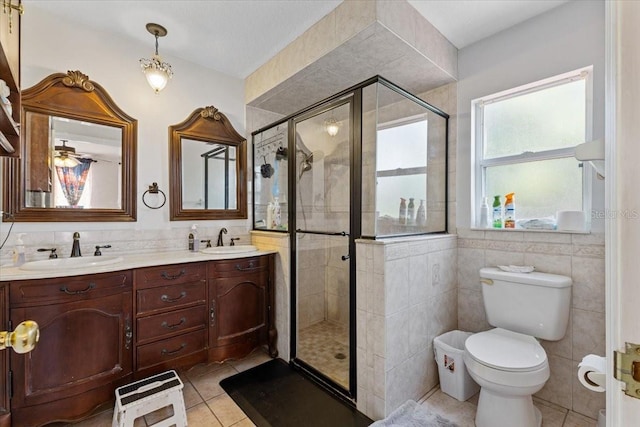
181,138,237,210
25,114,122,209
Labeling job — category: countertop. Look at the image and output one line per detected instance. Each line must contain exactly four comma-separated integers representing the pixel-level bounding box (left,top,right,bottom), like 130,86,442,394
0,249,277,282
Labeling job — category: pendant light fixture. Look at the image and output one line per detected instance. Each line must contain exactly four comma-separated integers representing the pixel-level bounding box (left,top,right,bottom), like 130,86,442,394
324,117,340,137
140,23,173,94
54,140,80,168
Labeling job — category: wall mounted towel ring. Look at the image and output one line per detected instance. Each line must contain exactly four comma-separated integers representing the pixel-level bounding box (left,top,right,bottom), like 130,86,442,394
142,182,166,209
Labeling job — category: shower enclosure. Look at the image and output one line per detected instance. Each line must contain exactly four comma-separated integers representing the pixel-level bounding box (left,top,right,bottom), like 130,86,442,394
253,76,449,400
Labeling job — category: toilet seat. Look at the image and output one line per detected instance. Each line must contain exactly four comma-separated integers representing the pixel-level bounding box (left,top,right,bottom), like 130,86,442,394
465,328,547,372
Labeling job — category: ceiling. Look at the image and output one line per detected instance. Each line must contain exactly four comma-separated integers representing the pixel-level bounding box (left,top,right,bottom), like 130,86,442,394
25,0,569,80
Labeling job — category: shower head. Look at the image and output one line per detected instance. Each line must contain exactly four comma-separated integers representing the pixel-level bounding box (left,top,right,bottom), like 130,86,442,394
299,152,313,179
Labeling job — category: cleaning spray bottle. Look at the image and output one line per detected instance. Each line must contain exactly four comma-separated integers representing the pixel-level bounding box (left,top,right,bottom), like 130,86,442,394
480,197,490,228
504,193,516,229
13,233,26,267
399,198,407,225
416,199,426,226
407,198,415,225
492,195,502,228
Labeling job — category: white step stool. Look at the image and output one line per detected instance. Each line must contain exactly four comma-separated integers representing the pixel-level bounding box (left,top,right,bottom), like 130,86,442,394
112,370,187,427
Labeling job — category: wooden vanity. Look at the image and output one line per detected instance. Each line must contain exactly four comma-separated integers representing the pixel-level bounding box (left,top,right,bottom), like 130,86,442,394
1,253,277,426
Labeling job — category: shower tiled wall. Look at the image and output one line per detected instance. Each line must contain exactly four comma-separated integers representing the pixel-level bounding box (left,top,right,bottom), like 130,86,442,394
457,228,606,420
356,234,458,419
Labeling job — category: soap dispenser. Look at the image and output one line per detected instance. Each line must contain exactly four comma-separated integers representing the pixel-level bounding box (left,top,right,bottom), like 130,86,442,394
13,233,26,267
189,225,200,252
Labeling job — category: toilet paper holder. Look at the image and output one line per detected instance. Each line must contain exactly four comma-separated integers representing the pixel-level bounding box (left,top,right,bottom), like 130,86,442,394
614,342,640,399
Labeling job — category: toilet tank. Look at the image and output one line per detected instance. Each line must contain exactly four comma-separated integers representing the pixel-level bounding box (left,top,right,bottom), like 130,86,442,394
479,267,572,341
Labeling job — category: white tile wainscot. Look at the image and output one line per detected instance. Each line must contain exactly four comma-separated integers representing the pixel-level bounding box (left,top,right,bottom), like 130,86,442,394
356,234,458,420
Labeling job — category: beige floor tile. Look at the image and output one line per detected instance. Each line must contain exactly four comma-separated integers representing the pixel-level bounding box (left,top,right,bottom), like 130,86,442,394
190,365,238,400
185,360,228,380
207,393,247,426
538,402,567,427
230,418,256,427
226,348,273,373
144,405,175,426
187,402,223,427
563,411,597,427
182,381,205,408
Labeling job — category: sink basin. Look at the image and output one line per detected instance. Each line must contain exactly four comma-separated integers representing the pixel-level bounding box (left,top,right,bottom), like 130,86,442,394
200,245,258,255
19,256,124,271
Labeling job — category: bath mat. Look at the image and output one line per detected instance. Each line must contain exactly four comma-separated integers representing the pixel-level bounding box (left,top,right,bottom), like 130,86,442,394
370,400,459,427
220,358,372,427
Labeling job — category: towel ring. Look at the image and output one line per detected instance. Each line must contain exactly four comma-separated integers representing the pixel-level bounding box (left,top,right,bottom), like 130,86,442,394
142,182,166,209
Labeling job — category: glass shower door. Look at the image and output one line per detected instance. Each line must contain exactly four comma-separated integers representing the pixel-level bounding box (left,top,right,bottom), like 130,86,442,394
294,100,352,391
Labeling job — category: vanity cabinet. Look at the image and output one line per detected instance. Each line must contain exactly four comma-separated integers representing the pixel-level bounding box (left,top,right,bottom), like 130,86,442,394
9,271,133,426
0,0,21,157
133,263,207,377
208,254,277,360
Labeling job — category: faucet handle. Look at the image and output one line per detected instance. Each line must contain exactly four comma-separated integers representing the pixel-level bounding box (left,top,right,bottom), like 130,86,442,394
37,248,58,259
230,238,240,246
201,239,212,248
94,245,111,256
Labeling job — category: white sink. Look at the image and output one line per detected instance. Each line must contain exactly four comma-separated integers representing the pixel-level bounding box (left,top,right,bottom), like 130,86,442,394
19,256,124,271
200,245,258,255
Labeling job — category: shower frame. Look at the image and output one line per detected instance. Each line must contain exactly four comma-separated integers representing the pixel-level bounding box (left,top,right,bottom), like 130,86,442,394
251,75,450,404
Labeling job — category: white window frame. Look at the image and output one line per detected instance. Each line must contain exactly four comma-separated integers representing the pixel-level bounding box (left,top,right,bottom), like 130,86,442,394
471,66,594,230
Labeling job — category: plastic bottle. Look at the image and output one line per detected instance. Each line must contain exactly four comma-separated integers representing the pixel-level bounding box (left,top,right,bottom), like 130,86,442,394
504,193,516,229
492,195,502,228
416,199,426,226
189,225,200,252
273,197,281,229
480,197,489,228
13,233,26,267
399,198,407,225
407,198,415,225
266,201,273,229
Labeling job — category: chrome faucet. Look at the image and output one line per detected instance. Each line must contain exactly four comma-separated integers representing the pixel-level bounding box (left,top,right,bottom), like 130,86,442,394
216,228,227,247
70,232,82,257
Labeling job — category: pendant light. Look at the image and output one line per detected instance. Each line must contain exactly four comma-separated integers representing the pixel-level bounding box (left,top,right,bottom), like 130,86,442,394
54,140,80,168
140,23,173,94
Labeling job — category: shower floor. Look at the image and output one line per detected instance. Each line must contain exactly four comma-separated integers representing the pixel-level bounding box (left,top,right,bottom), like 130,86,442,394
298,320,349,389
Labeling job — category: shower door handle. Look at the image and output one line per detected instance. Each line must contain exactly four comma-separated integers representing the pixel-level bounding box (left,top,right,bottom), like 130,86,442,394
341,254,350,261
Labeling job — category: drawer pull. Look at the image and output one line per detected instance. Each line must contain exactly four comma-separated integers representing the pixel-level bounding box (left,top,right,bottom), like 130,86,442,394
160,291,187,303
235,261,256,271
161,343,186,356
160,269,187,280
161,317,186,329
60,282,95,295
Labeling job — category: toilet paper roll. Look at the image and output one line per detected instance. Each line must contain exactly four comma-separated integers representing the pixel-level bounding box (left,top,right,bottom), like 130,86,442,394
578,354,606,392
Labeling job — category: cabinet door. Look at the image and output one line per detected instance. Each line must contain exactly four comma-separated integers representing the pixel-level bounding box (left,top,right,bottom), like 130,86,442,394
209,271,268,359
10,291,133,426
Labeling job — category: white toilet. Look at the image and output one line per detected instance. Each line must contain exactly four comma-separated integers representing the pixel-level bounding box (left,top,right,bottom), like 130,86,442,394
464,267,571,427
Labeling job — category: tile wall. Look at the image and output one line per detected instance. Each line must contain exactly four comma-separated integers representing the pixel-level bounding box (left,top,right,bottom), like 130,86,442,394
457,228,606,420
356,234,458,419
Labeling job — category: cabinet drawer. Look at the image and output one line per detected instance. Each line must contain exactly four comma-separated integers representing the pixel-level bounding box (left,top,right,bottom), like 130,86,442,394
137,282,205,315
10,271,131,306
208,256,268,278
137,305,206,344
136,329,205,371
135,263,206,289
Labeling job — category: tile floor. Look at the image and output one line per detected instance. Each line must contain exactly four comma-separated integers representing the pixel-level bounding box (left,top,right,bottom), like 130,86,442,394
297,320,349,388
65,348,598,427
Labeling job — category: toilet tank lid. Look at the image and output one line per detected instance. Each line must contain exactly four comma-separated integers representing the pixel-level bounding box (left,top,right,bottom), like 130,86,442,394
480,267,572,288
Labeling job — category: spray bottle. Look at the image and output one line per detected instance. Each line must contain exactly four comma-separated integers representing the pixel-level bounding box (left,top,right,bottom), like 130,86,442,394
407,198,415,225
399,198,407,225
480,197,490,228
504,193,516,229
492,195,502,228
416,199,426,226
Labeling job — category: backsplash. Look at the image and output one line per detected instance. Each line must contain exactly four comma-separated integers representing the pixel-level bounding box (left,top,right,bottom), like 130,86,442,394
457,228,606,420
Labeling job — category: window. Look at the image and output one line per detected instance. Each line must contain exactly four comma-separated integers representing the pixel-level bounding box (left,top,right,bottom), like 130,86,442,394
472,67,592,229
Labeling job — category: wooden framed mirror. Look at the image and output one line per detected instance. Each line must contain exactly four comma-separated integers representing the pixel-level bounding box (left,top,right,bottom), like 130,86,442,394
3,70,137,221
169,106,247,221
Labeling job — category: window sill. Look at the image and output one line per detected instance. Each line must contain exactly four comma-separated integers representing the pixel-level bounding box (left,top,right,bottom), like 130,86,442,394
470,227,590,234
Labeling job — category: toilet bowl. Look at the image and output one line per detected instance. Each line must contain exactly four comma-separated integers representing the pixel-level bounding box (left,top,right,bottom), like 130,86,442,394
464,328,549,427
